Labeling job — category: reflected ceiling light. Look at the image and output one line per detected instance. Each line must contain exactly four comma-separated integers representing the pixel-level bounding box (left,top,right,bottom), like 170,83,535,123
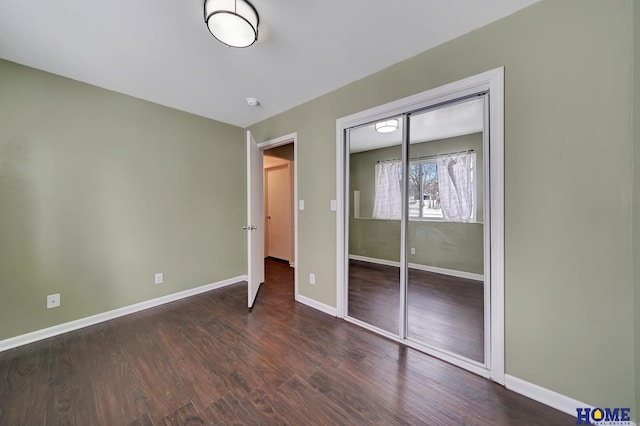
204,0,259,48
375,119,399,133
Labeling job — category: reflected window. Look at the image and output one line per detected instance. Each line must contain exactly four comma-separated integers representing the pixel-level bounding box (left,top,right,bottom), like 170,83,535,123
408,159,442,219
372,152,477,222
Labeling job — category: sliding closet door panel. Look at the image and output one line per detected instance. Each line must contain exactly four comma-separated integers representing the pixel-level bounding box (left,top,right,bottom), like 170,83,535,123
347,117,403,335
406,98,486,363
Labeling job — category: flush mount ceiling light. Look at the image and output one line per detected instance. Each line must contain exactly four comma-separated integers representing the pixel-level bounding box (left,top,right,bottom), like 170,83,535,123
375,119,399,133
204,0,259,48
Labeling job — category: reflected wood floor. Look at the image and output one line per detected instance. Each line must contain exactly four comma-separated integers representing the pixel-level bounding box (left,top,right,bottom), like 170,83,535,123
348,259,484,362
0,258,574,425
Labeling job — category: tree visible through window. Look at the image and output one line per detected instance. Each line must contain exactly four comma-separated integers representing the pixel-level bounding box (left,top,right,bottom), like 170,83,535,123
409,160,443,219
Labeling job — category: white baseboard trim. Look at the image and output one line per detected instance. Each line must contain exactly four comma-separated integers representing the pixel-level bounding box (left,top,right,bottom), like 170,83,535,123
295,294,337,317
348,254,483,281
504,374,639,425
0,275,247,353
505,374,584,417
349,254,399,268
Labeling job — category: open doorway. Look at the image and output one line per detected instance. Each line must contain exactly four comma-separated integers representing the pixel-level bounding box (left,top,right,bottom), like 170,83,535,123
247,132,298,305
263,143,294,267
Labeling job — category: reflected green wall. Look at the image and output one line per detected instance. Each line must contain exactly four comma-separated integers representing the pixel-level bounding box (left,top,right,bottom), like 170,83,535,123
634,0,640,416
250,0,635,412
350,219,483,274
0,60,246,340
349,133,484,274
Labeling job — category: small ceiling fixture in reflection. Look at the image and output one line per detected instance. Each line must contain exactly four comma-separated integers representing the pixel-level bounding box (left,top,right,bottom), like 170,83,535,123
204,0,259,48
375,119,399,133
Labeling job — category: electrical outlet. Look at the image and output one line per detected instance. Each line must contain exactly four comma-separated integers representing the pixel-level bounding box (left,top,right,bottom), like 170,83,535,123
411,247,416,255
47,293,60,309
309,273,316,285
155,273,163,285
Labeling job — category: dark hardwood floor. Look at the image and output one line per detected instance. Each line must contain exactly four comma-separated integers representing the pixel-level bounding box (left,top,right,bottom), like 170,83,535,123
348,259,484,362
348,259,402,334
0,258,574,425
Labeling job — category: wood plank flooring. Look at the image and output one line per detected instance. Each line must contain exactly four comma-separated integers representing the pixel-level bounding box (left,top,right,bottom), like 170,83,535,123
0,258,575,425
348,259,484,362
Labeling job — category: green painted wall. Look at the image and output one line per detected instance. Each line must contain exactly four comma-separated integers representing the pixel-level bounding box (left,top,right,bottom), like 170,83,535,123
634,0,640,417
349,133,484,274
0,60,246,341
250,0,635,411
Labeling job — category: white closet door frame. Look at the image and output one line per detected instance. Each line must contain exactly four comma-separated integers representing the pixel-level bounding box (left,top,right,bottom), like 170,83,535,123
335,68,505,384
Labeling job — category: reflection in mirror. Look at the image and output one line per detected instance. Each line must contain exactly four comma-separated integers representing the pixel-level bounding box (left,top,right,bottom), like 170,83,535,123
347,116,402,335
346,97,487,364
407,97,485,363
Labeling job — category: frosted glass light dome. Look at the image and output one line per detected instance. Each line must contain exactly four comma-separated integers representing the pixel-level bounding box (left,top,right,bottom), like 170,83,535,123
204,0,259,48
375,119,399,133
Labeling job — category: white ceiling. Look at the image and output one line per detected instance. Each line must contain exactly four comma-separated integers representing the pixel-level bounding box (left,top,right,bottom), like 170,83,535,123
0,0,539,128
349,97,484,153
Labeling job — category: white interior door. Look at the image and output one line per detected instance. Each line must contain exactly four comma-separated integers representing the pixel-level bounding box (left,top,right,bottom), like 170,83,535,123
266,164,292,261
247,130,264,308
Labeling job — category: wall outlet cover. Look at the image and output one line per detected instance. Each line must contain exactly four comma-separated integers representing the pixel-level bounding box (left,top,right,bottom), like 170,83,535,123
47,293,61,309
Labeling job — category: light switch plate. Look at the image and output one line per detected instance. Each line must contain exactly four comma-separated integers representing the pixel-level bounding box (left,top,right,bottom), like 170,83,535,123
330,200,337,211
299,200,305,210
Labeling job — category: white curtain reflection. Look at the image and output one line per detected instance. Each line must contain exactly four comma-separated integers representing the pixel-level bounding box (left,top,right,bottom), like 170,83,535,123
436,152,475,222
372,160,402,219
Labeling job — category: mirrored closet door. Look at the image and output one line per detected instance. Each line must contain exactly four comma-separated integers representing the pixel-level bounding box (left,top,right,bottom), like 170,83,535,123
406,97,486,363
345,95,489,365
346,116,403,335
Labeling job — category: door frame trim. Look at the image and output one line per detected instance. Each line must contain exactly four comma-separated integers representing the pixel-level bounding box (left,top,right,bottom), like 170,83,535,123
335,68,505,384
257,133,299,300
